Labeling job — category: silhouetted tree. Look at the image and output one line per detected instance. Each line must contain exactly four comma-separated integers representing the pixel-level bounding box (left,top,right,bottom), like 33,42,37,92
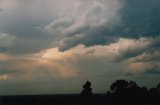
157,83,160,94
140,86,148,96
110,80,129,96
128,80,138,88
81,81,93,96
112,81,144,97
149,88,159,96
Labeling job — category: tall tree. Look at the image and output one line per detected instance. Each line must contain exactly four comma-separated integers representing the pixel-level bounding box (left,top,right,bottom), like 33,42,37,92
81,81,93,96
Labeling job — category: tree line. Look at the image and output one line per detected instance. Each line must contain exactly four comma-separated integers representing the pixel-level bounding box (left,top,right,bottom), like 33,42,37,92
81,80,160,104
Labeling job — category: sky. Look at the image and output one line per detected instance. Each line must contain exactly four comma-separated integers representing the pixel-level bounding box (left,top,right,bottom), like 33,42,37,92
0,0,160,95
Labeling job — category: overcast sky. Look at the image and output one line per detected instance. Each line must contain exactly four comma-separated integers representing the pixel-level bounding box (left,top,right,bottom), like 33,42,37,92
0,0,160,95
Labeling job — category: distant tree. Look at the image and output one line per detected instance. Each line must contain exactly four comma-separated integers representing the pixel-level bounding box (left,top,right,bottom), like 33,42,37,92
149,87,159,103
149,88,158,96
110,80,129,95
140,86,148,96
128,80,139,88
110,80,144,96
106,79,160,104
81,81,93,96
157,83,160,94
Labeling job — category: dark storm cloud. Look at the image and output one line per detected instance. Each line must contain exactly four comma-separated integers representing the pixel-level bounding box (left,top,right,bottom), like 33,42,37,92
118,0,160,37
0,0,160,54
98,0,160,38
110,0,160,37
58,33,115,52
55,0,160,51
0,0,160,95
44,0,123,51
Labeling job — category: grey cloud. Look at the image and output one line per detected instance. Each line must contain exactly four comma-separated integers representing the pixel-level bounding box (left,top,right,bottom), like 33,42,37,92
131,50,160,63
145,67,160,75
132,62,160,75
0,0,55,54
0,47,9,53
58,31,116,52
0,69,18,75
0,33,16,47
55,0,160,51
141,62,160,75
115,37,160,61
0,0,160,95
118,0,160,37
0,32,16,53
86,49,95,55
0,15,55,54
125,41,160,75
45,0,123,51
58,34,86,51
1,0,160,54
9,37,54,54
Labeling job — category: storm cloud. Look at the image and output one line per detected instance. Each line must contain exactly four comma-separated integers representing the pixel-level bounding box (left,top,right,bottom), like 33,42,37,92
0,0,160,95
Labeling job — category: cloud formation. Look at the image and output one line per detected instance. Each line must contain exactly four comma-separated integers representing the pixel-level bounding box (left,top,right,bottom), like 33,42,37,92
127,49,160,75
1,36,158,79
0,0,160,95
44,0,160,51
1,0,159,53
0,32,16,47
0,32,16,52
0,74,14,80
45,0,123,51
